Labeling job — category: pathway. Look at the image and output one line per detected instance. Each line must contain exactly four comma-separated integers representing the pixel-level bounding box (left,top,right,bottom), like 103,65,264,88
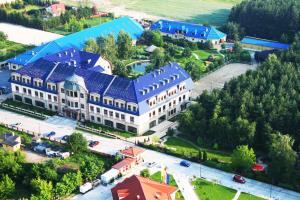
233,191,241,200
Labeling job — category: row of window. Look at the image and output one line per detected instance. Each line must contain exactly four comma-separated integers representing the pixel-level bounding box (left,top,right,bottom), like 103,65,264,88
90,105,135,123
16,86,58,102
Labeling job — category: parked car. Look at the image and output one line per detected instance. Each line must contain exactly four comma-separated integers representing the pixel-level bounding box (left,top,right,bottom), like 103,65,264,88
180,160,191,167
9,122,21,128
79,182,92,194
147,162,157,168
233,175,246,184
92,179,101,188
61,135,69,141
89,141,100,147
47,131,56,137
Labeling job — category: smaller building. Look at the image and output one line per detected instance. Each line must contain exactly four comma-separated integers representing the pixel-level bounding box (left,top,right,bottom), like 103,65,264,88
119,147,145,163
101,168,120,184
111,175,178,200
112,158,136,175
46,3,66,17
151,19,227,46
0,133,21,151
241,37,291,51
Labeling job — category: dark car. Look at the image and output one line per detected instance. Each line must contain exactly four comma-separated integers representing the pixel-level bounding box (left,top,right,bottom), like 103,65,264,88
61,135,69,141
47,131,56,137
180,160,191,167
89,141,100,148
233,175,246,184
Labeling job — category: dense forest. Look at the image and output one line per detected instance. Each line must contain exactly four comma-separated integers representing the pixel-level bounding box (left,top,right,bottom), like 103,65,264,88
228,0,300,42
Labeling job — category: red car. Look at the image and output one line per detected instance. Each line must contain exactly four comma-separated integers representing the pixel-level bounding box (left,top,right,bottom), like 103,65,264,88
233,175,246,184
89,141,100,148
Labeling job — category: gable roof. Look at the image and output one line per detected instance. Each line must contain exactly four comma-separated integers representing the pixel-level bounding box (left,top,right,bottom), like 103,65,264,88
112,158,136,170
120,147,145,157
151,19,226,40
8,17,144,66
111,175,177,200
241,37,291,49
49,3,65,15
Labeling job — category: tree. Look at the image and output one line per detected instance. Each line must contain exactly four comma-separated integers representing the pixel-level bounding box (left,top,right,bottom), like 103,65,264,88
221,22,244,41
231,145,256,173
64,15,84,32
203,41,213,50
102,34,117,62
84,38,99,53
0,149,25,179
55,171,82,197
150,48,166,68
233,42,243,53
30,177,53,200
81,159,104,181
113,60,128,77
117,30,132,59
203,151,208,162
67,132,88,154
140,169,150,177
182,47,192,57
0,31,7,40
268,133,297,183
0,174,15,200
140,30,163,46
185,61,201,80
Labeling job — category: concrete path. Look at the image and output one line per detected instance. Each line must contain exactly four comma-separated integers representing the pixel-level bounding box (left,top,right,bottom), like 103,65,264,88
173,174,198,200
233,190,241,200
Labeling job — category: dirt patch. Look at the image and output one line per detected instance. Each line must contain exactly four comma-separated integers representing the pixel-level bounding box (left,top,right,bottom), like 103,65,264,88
24,150,51,164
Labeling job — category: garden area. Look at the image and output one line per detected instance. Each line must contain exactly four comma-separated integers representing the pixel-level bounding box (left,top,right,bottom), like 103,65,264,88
0,39,33,62
1,98,57,117
150,171,184,200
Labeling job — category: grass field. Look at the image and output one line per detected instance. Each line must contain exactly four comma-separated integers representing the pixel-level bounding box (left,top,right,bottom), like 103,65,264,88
238,193,266,200
193,178,237,200
110,0,242,26
0,40,33,62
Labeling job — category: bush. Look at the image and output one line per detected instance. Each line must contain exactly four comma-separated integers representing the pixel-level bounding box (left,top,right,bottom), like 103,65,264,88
166,128,175,136
140,169,150,177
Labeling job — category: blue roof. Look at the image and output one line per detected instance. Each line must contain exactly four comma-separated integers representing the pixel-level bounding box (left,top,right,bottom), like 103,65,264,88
8,17,144,66
150,19,226,40
241,37,291,49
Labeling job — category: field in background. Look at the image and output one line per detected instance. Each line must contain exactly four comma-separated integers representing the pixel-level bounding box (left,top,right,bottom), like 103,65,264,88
109,0,241,26
60,0,242,26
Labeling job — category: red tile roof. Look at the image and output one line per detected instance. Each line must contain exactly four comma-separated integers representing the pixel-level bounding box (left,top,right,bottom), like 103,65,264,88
111,175,177,200
120,147,145,157
50,3,65,15
112,158,136,170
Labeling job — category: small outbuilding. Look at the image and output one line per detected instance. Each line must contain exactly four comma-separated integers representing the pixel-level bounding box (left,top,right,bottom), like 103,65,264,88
145,45,158,53
0,133,21,152
100,168,120,184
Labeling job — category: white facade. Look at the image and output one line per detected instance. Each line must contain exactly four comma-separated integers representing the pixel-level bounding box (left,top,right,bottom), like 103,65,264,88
10,72,192,135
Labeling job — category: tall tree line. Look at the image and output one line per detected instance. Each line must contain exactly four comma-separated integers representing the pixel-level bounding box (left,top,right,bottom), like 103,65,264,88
227,0,300,42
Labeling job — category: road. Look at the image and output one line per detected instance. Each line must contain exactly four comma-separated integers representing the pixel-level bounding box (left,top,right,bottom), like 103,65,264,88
1,109,300,200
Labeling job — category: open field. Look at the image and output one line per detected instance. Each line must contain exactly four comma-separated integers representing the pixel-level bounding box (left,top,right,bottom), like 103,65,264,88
61,0,242,26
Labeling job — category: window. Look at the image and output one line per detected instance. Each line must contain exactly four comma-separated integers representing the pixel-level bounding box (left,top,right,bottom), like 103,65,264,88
23,88,26,93
54,96,57,102
128,105,132,111
67,101,70,106
40,92,43,98
47,84,51,90
95,97,99,102
116,102,119,107
74,92,78,98
120,103,124,109
91,115,95,121
35,91,38,97
52,85,56,91
163,105,166,111
115,113,119,118
48,94,51,100
96,107,100,113
71,102,74,107
104,99,108,104
97,117,101,122
130,116,134,123
75,102,78,108
104,109,108,115
179,97,182,102
183,95,186,100
61,88,65,93
90,106,94,112
80,93,84,98
38,82,42,87
159,107,161,113
121,114,125,120
49,104,52,109
81,104,84,109
54,106,58,111
133,106,137,112
169,102,171,107
109,111,113,117
91,96,94,101
62,98,65,103
109,100,113,105
28,89,31,95
15,86,19,92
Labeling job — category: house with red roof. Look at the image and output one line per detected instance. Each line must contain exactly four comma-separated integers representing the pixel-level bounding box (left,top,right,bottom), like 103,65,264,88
111,175,178,200
112,158,136,175
46,3,66,17
120,147,145,163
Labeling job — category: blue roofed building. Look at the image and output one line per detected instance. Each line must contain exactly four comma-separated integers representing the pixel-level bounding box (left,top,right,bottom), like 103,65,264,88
6,16,144,71
241,37,291,51
150,19,226,46
10,49,193,135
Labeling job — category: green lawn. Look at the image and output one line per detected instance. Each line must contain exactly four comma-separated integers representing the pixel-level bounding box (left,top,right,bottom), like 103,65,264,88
0,40,33,62
110,0,242,26
5,4,42,13
165,136,232,163
238,193,266,200
193,178,237,200
150,171,184,200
